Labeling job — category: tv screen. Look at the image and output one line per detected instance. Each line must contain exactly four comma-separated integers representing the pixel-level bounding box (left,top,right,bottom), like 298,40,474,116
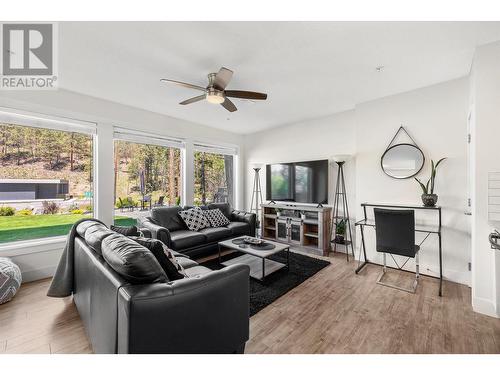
266,159,329,204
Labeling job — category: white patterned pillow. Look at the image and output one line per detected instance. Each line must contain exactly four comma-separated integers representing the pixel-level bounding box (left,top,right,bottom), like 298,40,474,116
161,244,188,278
178,207,210,231
204,208,230,228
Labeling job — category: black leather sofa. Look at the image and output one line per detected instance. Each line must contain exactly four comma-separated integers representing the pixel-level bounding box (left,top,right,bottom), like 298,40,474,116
138,203,256,258
72,221,250,354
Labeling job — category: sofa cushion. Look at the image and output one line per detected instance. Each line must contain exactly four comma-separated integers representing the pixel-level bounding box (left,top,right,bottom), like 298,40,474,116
176,257,199,270
198,227,232,242
169,230,207,251
226,221,251,236
110,225,140,237
129,237,185,280
184,265,212,277
207,203,231,220
178,207,210,231
84,224,114,255
151,206,187,231
76,220,102,237
204,208,230,228
102,233,168,284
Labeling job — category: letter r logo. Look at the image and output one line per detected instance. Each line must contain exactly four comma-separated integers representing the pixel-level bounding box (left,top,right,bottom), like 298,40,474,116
2,24,53,75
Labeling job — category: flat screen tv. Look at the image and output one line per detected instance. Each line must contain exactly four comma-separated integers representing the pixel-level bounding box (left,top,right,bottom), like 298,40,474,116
265,159,329,204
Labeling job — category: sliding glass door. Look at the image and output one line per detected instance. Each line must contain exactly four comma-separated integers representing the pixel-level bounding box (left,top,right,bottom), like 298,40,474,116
113,129,183,225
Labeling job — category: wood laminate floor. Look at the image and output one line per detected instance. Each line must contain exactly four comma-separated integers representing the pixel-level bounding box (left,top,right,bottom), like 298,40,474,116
1,252,499,354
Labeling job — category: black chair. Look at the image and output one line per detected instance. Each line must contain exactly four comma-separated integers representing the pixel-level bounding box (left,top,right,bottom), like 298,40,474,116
374,208,420,293
153,196,165,208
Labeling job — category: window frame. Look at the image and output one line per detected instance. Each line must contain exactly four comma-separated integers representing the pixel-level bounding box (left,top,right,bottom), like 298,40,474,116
193,141,239,208
0,107,97,248
112,127,186,214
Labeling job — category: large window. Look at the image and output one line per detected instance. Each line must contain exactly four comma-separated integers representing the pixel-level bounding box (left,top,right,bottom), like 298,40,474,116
113,129,183,225
0,115,95,244
194,144,235,207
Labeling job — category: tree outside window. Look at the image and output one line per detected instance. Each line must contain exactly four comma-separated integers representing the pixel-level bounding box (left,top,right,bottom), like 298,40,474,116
194,151,234,207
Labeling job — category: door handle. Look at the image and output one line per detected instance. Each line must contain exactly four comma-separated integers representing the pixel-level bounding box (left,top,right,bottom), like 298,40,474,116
489,231,500,250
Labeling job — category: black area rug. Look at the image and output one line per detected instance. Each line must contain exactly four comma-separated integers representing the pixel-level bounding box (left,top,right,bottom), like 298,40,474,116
201,251,330,316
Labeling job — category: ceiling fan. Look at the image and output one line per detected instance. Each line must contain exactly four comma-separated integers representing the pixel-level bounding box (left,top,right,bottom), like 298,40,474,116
160,67,267,113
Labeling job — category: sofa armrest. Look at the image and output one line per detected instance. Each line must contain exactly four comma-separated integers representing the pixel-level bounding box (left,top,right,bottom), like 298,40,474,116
117,264,250,354
137,217,172,247
231,210,257,237
139,227,152,238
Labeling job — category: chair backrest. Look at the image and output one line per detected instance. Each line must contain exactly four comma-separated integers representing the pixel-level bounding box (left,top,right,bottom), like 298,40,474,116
374,208,416,257
157,196,164,204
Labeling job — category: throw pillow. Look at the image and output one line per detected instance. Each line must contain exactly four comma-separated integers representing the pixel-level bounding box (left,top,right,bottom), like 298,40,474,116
161,243,188,278
204,208,230,228
110,225,140,237
102,234,168,284
178,207,210,231
130,237,185,280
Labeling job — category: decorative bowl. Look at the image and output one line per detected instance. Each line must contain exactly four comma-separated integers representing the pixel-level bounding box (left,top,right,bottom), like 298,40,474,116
244,237,263,245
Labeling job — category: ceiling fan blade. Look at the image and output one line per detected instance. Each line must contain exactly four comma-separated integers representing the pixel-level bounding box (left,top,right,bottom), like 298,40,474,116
213,67,233,90
224,90,267,100
221,98,237,112
160,79,206,92
179,95,206,105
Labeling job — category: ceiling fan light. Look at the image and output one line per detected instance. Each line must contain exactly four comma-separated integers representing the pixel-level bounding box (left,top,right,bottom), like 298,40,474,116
206,87,225,104
206,91,225,104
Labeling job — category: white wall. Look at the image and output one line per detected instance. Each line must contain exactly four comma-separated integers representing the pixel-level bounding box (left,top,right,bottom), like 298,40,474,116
244,110,357,211
355,78,470,285
0,89,244,282
470,41,500,317
244,78,471,286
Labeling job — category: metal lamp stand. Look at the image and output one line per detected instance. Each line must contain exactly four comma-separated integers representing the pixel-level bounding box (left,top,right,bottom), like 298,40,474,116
250,167,264,234
331,161,355,261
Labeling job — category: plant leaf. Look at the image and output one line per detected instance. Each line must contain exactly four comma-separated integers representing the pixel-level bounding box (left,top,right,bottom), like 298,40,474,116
435,157,446,169
415,177,428,194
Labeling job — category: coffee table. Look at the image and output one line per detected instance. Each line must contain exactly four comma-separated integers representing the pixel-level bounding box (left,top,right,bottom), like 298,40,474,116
218,236,290,281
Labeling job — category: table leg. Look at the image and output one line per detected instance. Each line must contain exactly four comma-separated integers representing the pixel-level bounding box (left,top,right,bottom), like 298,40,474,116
355,225,369,274
438,232,443,297
262,257,265,280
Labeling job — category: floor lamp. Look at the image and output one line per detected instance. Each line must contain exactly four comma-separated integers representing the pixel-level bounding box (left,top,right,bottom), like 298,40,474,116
331,155,355,261
250,167,264,232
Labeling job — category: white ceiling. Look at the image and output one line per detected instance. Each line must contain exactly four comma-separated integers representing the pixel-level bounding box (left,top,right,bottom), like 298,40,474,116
59,22,500,134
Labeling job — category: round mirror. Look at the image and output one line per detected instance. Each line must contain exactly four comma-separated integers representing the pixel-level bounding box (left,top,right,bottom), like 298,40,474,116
381,143,425,179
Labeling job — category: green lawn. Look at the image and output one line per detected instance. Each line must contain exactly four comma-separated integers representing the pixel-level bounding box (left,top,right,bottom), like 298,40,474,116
0,214,137,243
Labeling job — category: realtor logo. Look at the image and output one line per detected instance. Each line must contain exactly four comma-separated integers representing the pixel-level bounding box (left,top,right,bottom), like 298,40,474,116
1,23,58,89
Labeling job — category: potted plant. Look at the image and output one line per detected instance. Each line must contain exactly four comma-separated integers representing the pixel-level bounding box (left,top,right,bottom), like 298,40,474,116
415,158,446,207
276,208,283,217
335,219,346,244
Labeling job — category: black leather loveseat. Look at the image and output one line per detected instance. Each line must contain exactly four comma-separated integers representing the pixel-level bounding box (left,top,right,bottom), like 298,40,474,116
138,203,256,258
72,221,250,354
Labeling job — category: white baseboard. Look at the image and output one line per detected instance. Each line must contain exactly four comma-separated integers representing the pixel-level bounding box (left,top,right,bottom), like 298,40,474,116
0,239,65,284
472,296,499,318
21,265,57,283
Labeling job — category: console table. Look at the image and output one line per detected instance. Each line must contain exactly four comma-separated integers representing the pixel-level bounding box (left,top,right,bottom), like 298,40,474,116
261,203,332,256
355,202,443,296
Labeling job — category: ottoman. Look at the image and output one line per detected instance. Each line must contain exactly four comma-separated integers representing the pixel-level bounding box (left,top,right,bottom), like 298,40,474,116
0,257,22,304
